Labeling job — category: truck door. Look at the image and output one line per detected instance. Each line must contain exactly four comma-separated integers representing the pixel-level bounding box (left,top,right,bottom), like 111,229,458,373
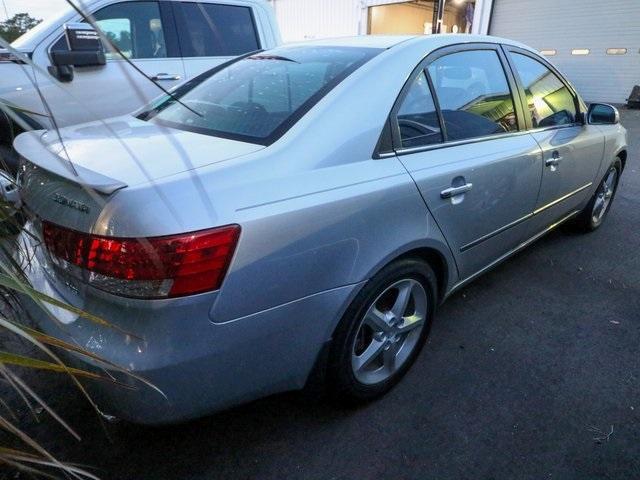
32,1,185,127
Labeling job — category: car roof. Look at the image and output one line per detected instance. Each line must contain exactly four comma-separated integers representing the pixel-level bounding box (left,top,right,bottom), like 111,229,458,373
282,34,537,54
283,35,417,49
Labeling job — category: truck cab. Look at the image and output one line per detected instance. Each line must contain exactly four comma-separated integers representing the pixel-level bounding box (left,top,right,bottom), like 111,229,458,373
0,0,281,169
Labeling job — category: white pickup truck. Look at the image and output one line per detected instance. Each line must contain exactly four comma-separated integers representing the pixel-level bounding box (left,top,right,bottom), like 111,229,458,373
0,0,281,169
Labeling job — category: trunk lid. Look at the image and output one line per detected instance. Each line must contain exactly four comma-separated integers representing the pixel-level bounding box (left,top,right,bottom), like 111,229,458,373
15,115,264,189
14,115,264,232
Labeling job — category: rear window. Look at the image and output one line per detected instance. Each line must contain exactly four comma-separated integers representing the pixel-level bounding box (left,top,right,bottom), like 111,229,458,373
139,46,381,145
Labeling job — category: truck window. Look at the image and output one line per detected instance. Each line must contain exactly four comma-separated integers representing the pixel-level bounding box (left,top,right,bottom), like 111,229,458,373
175,3,260,57
94,1,166,59
50,1,167,60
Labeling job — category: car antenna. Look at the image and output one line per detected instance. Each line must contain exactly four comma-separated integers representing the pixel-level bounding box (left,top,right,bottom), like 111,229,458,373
63,0,203,118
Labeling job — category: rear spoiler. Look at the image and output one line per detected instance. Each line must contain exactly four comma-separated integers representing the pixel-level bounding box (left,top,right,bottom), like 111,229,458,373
13,131,127,195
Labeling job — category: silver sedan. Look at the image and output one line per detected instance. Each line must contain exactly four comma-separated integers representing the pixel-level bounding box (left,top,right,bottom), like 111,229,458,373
14,34,628,424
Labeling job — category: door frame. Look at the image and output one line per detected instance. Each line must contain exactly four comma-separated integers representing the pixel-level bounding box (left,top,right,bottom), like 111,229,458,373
500,45,605,234
499,44,587,131
375,42,529,159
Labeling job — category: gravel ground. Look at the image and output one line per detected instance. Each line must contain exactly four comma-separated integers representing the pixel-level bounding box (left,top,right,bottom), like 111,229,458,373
2,108,639,480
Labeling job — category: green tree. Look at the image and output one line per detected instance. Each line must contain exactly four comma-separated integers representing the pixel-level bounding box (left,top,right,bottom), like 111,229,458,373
0,13,42,43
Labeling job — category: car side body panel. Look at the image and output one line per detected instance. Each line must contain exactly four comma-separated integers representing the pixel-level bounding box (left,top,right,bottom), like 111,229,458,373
399,134,543,279
525,125,605,236
598,122,629,174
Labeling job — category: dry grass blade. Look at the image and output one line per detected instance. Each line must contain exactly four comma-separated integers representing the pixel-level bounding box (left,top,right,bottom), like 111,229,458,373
0,395,18,423
0,273,140,339
0,414,89,480
11,323,110,361
0,241,31,283
0,315,117,427
11,322,167,399
0,456,60,480
0,447,101,480
0,446,97,472
0,351,137,388
0,365,37,420
1,366,81,441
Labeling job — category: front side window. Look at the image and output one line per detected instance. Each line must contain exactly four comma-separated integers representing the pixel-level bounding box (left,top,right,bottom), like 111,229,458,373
510,53,577,128
175,3,259,57
139,46,381,144
50,1,167,59
94,2,166,59
427,50,518,141
395,72,442,148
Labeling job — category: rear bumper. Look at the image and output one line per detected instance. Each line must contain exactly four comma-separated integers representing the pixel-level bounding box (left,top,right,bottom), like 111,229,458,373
19,235,359,424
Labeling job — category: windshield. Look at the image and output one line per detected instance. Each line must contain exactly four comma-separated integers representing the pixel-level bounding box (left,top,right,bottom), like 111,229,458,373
139,46,382,145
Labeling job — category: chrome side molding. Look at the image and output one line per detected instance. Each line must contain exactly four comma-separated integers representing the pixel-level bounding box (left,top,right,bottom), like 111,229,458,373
533,183,592,216
448,209,580,297
460,182,593,252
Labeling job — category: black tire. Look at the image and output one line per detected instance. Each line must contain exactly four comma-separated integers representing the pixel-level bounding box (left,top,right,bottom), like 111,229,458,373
326,257,437,404
571,158,622,232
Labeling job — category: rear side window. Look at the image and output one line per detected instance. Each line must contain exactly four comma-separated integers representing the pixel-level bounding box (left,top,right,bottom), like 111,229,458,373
510,53,577,128
175,3,260,57
427,50,518,141
139,46,381,145
395,72,442,148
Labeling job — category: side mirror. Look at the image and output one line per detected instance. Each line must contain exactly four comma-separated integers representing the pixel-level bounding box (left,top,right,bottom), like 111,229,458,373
587,103,620,125
49,23,106,81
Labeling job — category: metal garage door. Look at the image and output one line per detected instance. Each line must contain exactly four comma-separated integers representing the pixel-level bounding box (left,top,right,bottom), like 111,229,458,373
490,0,640,104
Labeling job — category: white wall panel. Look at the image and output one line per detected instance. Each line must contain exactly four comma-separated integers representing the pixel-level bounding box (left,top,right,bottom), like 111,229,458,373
490,0,640,103
269,0,493,43
269,0,362,42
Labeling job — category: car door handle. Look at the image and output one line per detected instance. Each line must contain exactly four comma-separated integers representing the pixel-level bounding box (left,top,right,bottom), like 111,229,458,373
545,151,563,167
152,73,182,81
441,183,473,199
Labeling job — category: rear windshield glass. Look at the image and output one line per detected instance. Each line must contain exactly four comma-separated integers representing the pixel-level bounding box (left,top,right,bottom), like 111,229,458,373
138,46,381,145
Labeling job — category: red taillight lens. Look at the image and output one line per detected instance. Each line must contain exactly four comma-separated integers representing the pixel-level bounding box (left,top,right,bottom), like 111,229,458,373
42,221,240,299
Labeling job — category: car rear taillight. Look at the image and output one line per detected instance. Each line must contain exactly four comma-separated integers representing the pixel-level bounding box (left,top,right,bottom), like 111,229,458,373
42,221,240,299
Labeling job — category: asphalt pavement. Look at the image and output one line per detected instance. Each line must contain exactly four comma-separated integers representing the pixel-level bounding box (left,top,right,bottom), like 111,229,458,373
3,108,640,480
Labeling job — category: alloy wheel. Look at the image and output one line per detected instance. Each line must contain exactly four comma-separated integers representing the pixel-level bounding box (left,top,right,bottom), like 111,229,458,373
351,278,428,385
591,167,618,226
